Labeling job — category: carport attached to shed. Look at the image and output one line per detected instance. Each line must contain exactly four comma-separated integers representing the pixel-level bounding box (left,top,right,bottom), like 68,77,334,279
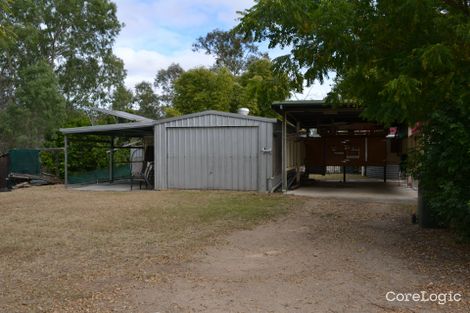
60,110,277,192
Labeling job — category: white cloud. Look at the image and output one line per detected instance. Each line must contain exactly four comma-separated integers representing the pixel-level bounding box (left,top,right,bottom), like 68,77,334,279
114,0,254,38
115,47,215,88
112,1,332,99
113,0,254,89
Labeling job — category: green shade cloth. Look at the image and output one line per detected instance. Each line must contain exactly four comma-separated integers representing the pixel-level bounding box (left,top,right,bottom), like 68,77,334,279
69,164,131,184
9,149,40,175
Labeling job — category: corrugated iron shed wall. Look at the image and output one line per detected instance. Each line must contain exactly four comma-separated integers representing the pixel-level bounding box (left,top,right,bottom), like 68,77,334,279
154,112,275,192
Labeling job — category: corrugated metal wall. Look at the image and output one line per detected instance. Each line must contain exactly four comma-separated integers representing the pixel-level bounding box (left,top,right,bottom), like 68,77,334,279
154,112,274,192
167,127,258,190
365,165,401,180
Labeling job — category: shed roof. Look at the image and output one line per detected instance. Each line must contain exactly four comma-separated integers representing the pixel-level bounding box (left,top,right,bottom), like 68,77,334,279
154,110,277,125
59,110,275,137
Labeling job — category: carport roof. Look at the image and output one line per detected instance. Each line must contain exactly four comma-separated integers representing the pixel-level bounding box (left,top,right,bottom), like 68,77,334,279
272,100,368,128
59,110,276,138
60,121,155,137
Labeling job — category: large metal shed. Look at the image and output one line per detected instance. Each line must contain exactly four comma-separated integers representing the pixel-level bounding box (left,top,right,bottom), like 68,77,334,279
60,110,278,193
153,111,276,192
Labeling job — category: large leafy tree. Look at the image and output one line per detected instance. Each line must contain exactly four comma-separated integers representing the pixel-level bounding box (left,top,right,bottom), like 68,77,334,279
0,0,125,152
154,63,184,108
239,58,290,117
0,60,65,150
134,81,161,119
169,59,290,117
111,84,134,111
193,29,265,75
1,0,125,108
236,0,470,235
173,67,236,115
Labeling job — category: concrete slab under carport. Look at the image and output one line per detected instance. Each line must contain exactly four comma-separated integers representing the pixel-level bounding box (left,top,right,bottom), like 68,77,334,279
71,182,152,192
288,181,417,203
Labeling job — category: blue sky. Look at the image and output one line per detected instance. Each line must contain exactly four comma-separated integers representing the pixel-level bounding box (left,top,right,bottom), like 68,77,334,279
113,0,332,100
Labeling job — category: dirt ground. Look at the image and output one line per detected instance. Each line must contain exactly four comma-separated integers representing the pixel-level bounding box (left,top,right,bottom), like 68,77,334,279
0,186,293,313
131,197,470,313
1,186,469,313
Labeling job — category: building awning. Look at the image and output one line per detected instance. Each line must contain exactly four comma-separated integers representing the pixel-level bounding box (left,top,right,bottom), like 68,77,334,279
272,100,369,129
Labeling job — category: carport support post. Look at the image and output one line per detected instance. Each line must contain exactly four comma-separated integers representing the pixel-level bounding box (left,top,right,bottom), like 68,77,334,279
109,136,114,183
281,110,287,192
64,135,68,187
296,121,301,185
383,163,387,183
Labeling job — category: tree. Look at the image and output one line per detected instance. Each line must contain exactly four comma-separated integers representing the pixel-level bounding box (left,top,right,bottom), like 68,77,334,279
134,82,161,119
0,0,13,40
1,0,125,109
154,63,184,108
0,0,125,151
0,60,65,151
239,58,290,117
193,29,265,75
236,0,470,235
173,67,236,115
111,84,134,111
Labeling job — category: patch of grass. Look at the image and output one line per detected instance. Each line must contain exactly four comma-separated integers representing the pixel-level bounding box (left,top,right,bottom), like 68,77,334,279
0,186,299,312
196,192,290,223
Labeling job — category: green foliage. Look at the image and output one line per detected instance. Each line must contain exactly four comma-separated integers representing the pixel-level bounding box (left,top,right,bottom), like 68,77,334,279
414,106,470,234
193,29,264,75
134,81,161,119
239,58,290,117
0,0,14,40
154,63,184,108
173,67,236,114
171,59,290,116
237,0,470,236
111,84,134,111
2,0,124,108
237,0,469,124
163,106,182,118
0,0,125,152
42,110,131,179
0,60,65,151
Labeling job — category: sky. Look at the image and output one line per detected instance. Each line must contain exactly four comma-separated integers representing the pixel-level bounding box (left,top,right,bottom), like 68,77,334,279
113,0,332,100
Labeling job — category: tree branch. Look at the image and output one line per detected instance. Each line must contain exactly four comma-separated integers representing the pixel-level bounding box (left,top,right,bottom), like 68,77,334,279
441,0,470,16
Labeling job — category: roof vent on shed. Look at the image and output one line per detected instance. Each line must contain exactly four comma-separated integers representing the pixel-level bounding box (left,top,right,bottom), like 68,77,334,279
238,108,250,116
